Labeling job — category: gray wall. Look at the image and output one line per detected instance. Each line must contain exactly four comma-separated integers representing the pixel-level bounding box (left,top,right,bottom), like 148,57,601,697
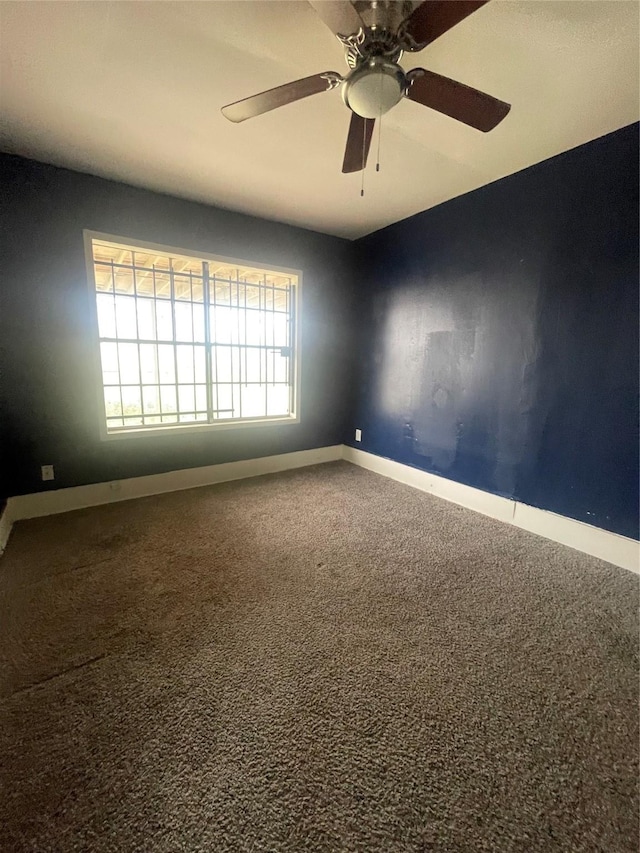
0,155,356,499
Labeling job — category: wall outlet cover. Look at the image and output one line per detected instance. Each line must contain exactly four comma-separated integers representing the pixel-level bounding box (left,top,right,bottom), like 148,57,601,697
355,429,362,442
41,465,55,481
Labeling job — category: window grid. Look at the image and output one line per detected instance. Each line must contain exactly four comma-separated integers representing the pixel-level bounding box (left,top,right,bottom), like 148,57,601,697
92,241,297,434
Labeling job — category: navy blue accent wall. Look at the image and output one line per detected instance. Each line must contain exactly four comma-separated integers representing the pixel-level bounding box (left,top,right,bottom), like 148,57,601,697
349,123,639,540
0,155,357,499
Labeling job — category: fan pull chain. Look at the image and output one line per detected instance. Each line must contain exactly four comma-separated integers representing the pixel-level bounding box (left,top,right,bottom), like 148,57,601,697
360,118,366,197
376,73,383,172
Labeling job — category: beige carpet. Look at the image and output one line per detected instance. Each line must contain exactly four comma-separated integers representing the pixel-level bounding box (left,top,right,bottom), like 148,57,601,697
0,461,637,852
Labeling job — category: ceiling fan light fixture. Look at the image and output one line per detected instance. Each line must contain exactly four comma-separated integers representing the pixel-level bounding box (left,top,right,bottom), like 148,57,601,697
221,1,512,174
342,58,404,119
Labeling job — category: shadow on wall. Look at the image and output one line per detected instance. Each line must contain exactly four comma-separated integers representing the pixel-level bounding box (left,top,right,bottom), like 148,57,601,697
369,263,540,499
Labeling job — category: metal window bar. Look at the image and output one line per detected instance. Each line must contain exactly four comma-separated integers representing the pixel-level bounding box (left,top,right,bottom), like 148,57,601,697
94,244,296,431
132,258,145,423
236,270,242,418
169,266,181,420
203,261,214,422
262,274,268,416
110,259,125,422
243,275,248,407
152,265,161,414
289,277,296,415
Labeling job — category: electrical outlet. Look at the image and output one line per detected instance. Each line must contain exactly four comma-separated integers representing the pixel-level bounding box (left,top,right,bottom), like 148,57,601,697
41,465,55,481
355,429,362,442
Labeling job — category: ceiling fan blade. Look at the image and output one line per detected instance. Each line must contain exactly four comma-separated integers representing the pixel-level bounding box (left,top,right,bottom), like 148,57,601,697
308,1,365,38
342,113,375,173
405,69,510,132
400,0,488,50
221,72,342,123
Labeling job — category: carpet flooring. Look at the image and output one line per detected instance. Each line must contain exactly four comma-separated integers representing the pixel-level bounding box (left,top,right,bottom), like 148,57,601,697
0,461,637,852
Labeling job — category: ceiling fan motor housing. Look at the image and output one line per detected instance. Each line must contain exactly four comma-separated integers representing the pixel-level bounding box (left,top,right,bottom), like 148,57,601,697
342,57,405,119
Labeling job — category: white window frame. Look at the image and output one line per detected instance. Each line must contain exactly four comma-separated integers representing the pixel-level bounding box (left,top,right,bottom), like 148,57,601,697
84,230,302,441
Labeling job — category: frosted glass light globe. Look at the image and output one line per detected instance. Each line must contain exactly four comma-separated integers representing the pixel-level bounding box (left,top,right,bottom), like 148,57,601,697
343,60,405,119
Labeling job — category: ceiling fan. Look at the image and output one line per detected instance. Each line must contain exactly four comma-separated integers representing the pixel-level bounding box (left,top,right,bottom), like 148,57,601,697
221,0,511,174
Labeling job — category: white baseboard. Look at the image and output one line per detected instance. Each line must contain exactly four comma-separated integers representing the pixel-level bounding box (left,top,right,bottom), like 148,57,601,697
342,446,639,574
0,506,13,555
2,443,637,575
1,445,343,550
510,502,638,574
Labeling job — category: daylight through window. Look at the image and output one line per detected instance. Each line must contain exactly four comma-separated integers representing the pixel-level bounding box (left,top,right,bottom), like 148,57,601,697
88,235,299,435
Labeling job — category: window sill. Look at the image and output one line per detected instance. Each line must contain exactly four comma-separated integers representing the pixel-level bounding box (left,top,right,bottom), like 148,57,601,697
101,414,300,441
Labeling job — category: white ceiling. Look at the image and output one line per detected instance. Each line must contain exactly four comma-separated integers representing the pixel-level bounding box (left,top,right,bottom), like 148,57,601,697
0,1,638,239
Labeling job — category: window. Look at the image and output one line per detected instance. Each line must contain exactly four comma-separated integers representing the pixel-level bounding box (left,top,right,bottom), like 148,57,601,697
85,233,300,437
